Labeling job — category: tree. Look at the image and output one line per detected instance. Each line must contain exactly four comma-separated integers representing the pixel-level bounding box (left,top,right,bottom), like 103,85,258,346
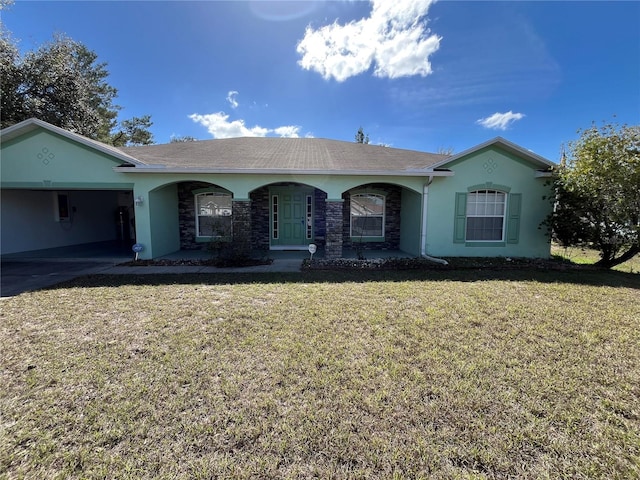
0,33,153,146
355,127,369,144
436,146,455,155
170,135,197,143
0,27,23,128
544,121,640,268
111,115,154,147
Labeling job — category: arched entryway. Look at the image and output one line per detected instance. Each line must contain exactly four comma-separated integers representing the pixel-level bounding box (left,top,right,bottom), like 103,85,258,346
249,183,328,252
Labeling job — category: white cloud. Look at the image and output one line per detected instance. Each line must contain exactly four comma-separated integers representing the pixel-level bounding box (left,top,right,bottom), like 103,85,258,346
189,112,304,139
189,112,269,138
476,111,525,130
296,0,441,82
273,126,301,138
226,90,239,109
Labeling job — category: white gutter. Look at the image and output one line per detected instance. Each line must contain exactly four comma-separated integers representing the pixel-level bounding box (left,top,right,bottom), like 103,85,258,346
420,176,449,265
113,166,455,177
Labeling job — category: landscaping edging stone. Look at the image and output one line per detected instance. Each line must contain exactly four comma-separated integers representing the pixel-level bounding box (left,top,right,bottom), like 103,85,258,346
301,256,592,271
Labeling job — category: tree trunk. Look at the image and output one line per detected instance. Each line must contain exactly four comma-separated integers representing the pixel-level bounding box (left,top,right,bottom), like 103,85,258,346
595,244,640,268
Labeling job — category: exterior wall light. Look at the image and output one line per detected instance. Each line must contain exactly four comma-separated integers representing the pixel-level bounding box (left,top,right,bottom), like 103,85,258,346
135,196,144,207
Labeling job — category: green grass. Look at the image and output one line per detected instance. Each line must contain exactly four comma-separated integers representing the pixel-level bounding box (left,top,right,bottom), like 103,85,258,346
1,270,639,479
551,244,640,274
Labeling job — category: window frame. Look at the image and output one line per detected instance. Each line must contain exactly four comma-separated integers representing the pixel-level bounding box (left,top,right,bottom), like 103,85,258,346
350,192,385,240
465,190,507,242
194,190,233,241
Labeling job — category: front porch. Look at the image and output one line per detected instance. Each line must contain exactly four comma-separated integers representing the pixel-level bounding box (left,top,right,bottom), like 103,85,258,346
158,246,415,262
168,181,418,261
0,239,415,265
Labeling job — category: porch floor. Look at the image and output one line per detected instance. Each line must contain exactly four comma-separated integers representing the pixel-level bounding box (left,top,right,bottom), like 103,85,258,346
2,240,415,262
161,246,415,261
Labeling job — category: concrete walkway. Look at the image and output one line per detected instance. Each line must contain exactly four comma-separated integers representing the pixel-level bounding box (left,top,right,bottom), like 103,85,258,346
1,242,410,297
101,258,303,275
1,257,303,298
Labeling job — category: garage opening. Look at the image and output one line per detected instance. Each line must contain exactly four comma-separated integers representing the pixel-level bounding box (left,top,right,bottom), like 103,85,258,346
1,189,135,259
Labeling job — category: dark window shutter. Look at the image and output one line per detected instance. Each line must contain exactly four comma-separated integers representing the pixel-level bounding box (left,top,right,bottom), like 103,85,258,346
453,192,467,243
506,193,522,244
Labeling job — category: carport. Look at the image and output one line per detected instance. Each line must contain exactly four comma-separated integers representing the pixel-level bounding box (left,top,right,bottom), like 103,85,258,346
1,189,136,257
0,119,142,258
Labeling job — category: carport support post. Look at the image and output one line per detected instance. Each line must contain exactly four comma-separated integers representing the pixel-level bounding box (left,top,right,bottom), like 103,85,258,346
325,199,344,259
232,199,252,258
132,189,153,260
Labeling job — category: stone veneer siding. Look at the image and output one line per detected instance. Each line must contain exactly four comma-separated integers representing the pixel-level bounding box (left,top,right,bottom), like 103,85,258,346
179,181,407,257
178,181,217,250
250,187,270,252
325,200,344,259
342,184,402,252
232,200,252,257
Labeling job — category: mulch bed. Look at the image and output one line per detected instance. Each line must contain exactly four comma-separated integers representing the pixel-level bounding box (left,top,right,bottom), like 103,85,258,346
302,256,591,271
118,255,595,271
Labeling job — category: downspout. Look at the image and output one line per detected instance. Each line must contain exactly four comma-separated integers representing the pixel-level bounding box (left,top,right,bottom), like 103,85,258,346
421,175,449,265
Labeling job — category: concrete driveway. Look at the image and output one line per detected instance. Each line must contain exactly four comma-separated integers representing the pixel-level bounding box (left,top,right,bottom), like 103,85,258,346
0,260,118,298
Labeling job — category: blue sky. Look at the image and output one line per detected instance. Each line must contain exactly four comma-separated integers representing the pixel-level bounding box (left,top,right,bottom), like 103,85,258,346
4,0,639,162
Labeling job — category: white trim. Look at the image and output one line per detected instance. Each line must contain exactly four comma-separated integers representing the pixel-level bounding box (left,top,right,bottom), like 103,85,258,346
420,178,432,257
306,194,313,240
271,194,279,240
427,136,555,171
535,171,554,178
113,166,456,176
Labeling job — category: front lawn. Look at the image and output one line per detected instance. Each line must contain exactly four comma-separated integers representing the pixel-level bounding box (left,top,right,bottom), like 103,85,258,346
551,244,640,274
1,270,639,479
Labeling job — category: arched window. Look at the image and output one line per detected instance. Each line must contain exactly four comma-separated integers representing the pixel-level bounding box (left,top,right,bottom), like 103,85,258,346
195,192,232,238
466,190,506,241
350,193,385,238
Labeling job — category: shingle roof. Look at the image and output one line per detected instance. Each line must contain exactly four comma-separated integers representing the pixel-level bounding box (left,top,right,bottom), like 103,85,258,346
120,137,448,173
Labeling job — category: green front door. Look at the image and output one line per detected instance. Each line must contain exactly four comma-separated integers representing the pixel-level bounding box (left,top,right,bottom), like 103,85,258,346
271,187,313,248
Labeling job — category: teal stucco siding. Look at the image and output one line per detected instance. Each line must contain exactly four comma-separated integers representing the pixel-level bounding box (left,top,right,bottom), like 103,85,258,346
2,119,554,260
425,146,553,258
1,129,132,189
147,184,181,259
399,188,422,256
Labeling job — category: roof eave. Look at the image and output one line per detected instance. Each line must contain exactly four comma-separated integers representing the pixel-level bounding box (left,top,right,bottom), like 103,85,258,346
113,166,455,177
430,136,555,170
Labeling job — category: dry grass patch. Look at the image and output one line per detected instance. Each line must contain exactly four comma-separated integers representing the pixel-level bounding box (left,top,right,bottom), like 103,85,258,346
1,270,639,479
551,244,640,274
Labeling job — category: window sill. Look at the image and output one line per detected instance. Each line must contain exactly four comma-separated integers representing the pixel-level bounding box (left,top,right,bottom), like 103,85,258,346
465,241,506,247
